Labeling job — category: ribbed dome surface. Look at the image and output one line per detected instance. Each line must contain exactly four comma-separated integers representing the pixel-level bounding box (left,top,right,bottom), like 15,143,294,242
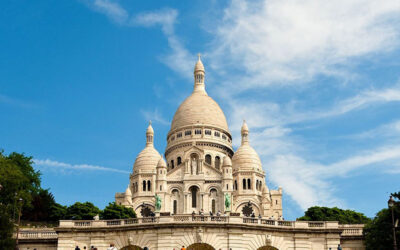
133,146,161,171
170,92,229,132
232,144,262,170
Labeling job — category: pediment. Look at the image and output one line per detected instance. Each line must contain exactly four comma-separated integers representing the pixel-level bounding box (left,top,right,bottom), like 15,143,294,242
202,162,222,177
167,165,184,178
183,145,204,158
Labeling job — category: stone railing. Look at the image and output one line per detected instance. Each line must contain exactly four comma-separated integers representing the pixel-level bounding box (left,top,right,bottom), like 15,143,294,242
18,229,58,239
58,216,364,234
339,224,364,236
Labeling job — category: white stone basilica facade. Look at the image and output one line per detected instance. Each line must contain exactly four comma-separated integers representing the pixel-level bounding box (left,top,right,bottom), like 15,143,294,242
115,56,283,219
18,57,365,250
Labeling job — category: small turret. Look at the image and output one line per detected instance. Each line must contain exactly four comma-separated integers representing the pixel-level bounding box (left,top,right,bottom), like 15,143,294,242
124,185,132,205
222,156,233,192
193,53,206,93
146,121,154,146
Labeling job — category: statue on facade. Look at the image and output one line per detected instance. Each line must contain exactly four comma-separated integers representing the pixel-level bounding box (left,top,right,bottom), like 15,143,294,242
224,193,231,211
191,158,197,175
155,194,162,211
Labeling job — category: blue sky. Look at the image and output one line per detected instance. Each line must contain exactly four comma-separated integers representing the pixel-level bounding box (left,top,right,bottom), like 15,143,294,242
1,0,400,220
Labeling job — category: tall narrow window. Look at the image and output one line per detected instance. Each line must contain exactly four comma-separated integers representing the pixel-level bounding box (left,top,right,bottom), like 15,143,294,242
171,160,174,169
190,186,198,208
235,180,238,190
212,199,216,214
205,154,212,165
215,156,221,170
143,180,146,191
177,157,182,165
243,179,246,190
247,179,251,190
147,180,151,192
173,200,177,214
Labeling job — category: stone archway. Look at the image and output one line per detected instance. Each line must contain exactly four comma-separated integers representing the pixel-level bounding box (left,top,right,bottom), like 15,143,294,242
120,245,143,250
187,243,215,250
257,246,279,250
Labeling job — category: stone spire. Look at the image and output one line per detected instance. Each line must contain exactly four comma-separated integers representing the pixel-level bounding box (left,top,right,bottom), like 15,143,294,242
241,120,249,145
146,121,154,146
193,53,206,93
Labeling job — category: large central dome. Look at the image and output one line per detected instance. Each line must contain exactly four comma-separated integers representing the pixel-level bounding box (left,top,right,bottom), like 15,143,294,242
170,91,229,132
169,55,229,133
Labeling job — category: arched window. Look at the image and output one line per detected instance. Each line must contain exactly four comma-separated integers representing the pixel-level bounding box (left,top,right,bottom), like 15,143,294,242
147,180,151,192
247,179,251,190
171,160,174,169
143,180,146,191
226,184,229,190
234,180,237,190
243,179,246,190
205,154,212,165
177,157,182,165
276,200,278,205
173,200,177,214
256,180,259,191
212,199,216,214
160,185,162,191
190,186,199,208
215,156,221,170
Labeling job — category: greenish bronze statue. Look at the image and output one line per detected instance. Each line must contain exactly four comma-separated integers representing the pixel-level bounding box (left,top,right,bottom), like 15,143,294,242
155,194,161,211
224,193,231,211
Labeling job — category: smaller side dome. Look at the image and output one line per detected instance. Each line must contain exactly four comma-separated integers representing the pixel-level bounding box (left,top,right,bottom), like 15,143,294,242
133,122,161,172
232,121,262,171
223,156,232,166
125,185,132,197
157,157,167,168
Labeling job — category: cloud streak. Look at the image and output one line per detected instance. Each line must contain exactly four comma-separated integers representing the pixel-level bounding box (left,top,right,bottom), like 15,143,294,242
34,159,129,174
209,0,400,88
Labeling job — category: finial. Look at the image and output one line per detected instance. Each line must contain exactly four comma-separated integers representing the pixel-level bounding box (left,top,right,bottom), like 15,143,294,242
149,120,152,125
197,53,201,60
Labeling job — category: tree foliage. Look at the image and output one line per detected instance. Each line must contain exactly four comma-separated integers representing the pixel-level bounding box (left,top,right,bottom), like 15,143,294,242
101,202,136,220
65,202,101,220
297,206,371,224
364,193,400,249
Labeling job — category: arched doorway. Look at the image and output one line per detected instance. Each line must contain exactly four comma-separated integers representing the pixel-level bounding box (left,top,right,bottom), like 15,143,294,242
187,243,215,250
120,246,143,250
257,246,278,250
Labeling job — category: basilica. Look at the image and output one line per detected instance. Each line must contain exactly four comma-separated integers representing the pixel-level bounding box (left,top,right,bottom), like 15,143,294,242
115,56,283,219
19,57,365,250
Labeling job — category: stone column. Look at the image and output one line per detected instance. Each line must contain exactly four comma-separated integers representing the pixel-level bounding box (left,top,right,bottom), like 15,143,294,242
199,159,203,173
185,160,189,174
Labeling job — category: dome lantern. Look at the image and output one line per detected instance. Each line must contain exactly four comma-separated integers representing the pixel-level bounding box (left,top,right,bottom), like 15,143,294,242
193,53,206,93
146,121,154,146
241,120,249,145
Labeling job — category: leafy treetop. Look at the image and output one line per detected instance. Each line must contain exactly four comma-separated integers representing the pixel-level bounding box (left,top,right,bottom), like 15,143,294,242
297,206,370,224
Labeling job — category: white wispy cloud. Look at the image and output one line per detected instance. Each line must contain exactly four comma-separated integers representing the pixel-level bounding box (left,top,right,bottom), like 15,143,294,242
133,8,193,79
140,108,170,125
266,144,400,210
89,0,129,24
34,159,129,174
0,93,39,109
209,0,400,88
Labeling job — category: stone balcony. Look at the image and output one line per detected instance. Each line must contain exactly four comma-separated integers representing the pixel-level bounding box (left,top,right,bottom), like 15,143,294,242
55,215,364,236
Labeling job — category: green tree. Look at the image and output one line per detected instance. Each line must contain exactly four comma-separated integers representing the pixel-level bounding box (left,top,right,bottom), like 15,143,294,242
0,150,41,250
21,188,65,222
101,202,136,220
49,203,68,221
297,206,370,224
0,205,15,250
364,193,400,249
65,202,101,220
